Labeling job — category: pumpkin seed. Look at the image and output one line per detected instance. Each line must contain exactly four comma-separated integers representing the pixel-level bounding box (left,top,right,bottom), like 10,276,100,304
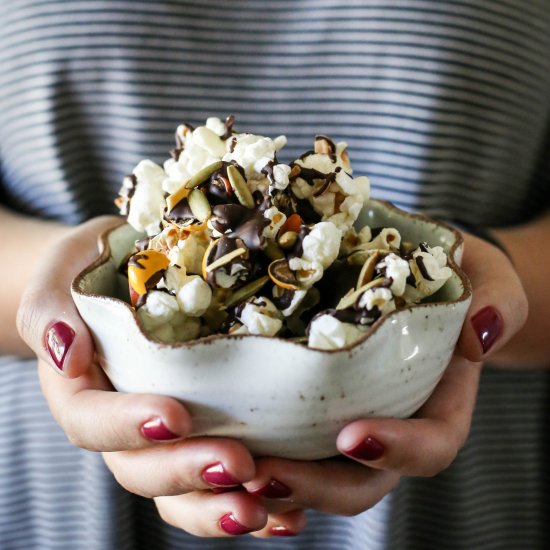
264,239,285,260
227,164,254,208
224,276,270,308
188,188,212,222
184,161,224,190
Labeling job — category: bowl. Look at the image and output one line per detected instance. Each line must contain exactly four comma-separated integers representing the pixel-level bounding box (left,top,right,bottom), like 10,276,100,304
71,199,472,460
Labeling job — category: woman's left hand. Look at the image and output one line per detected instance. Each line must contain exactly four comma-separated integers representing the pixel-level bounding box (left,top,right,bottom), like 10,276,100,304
154,232,528,538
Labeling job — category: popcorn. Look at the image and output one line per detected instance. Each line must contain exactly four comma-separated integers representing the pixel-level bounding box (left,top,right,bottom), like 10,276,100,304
288,222,341,288
236,297,283,337
167,232,209,275
116,117,453,347
137,291,181,330
125,160,166,236
290,136,370,233
358,287,395,315
176,276,212,317
404,244,453,303
307,314,367,350
376,253,410,296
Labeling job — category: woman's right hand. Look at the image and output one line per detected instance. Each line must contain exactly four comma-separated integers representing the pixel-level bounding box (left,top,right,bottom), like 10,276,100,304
16,216,291,537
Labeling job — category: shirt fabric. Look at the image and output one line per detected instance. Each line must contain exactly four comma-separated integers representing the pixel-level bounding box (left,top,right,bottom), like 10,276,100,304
1,1,549,549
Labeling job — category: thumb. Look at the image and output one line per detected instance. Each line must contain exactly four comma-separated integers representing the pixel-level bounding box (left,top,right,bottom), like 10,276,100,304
17,216,123,378
455,233,528,362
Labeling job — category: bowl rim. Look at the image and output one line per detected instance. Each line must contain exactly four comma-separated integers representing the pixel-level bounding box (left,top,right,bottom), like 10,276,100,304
71,199,472,354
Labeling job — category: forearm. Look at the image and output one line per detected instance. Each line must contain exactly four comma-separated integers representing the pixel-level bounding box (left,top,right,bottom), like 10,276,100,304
0,205,69,357
490,210,550,367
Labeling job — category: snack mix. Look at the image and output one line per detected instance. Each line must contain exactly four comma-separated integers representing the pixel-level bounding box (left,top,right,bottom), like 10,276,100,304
116,116,452,350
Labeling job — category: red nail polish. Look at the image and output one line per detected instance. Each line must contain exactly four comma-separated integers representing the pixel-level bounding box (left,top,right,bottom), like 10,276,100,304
249,479,291,499
345,436,385,461
219,513,253,536
269,526,296,537
202,462,240,487
45,321,75,371
141,417,179,441
471,306,503,354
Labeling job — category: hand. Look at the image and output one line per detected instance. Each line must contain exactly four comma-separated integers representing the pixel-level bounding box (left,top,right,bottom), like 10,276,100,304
16,217,267,536
17,223,527,538
219,232,526,537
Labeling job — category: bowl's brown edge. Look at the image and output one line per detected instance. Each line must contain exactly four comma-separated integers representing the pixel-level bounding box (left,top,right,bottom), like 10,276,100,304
71,200,473,354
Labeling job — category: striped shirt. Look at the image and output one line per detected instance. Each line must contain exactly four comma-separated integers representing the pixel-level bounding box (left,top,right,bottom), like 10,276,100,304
1,1,549,549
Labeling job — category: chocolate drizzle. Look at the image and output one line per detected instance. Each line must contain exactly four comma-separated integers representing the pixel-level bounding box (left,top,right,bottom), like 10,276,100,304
115,174,138,215
415,256,434,281
210,191,270,250
291,164,338,197
261,160,275,186
314,134,337,162
222,114,236,140
205,236,253,288
164,200,195,224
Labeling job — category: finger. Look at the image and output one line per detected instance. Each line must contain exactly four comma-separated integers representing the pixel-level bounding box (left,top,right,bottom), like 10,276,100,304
103,437,255,497
251,509,307,538
337,355,480,476
17,216,123,378
244,457,400,516
155,491,267,537
456,233,528,362
39,358,192,451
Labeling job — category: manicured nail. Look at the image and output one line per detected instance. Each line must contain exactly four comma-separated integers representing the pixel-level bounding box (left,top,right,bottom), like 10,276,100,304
345,436,385,461
141,417,179,441
249,478,292,499
270,525,296,537
219,513,253,536
202,462,240,487
45,321,75,371
471,306,502,354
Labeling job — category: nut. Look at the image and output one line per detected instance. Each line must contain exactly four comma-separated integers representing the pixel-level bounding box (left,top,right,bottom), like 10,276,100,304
268,259,301,291
205,247,247,273
357,251,380,287
336,277,386,310
227,164,255,208
188,188,212,222
166,186,190,213
278,231,298,249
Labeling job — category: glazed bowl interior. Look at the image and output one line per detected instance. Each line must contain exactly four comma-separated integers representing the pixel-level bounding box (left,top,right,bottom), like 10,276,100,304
72,199,471,460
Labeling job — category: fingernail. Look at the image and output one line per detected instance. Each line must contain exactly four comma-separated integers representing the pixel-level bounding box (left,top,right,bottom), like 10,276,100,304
249,478,292,499
270,525,296,537
202,462,240,487
219,513,254,536
45,321,75,371
471,306,503,354
141,417,179,441
345,436,385,461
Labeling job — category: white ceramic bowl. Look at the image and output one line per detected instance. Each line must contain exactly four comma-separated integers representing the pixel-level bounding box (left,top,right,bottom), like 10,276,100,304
72,200,471,460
